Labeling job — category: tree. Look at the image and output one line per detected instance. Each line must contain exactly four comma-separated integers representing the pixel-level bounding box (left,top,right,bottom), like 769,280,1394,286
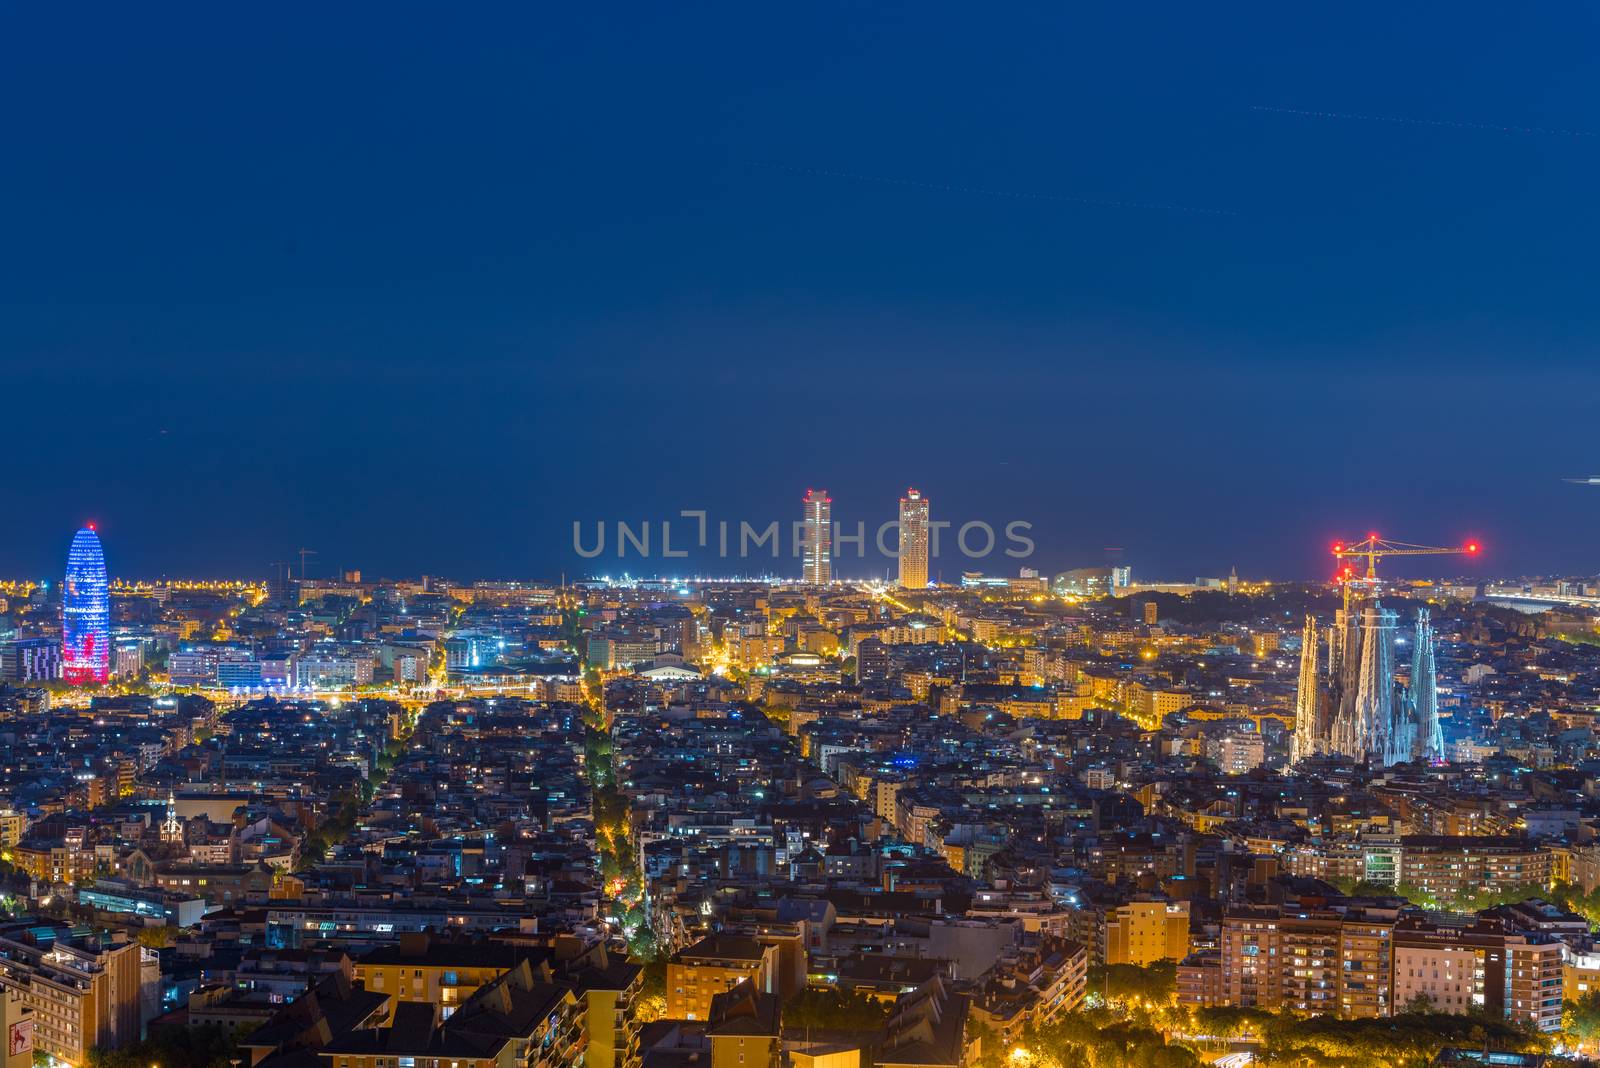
635,960,667,1023
1565,989,1600,1054
1256,1009,1548,1068
84,1024,245,1068
1328,876,1401,898
1193,1005,1272,1045
136,925,176,949
1087,960,1177,1008
782,988,890,1031
1401,991,1435,1014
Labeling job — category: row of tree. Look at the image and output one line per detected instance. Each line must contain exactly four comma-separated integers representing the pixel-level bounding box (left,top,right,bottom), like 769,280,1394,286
579,672,656,960
1002,957,1556,1068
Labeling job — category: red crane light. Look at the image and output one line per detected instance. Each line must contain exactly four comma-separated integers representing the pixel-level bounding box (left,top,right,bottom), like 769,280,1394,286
1465,541,1480,555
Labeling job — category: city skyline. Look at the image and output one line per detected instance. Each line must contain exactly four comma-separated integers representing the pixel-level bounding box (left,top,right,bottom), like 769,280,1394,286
8,7,1600,1068
0,507,1501,587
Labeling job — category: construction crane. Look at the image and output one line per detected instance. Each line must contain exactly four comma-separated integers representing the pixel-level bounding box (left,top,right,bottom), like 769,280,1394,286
297,547,318,580
1330,533,1480,610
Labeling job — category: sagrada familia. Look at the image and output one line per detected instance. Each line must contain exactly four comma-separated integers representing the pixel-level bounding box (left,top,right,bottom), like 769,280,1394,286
1291,600,1443,766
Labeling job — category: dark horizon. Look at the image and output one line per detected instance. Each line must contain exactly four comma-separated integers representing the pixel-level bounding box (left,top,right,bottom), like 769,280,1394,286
5,3,1600,581
0,513,1504,588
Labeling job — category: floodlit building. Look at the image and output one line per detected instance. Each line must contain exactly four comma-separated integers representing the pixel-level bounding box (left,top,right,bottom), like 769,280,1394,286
802,489,832,585
897,488,929,590
62,525,110,683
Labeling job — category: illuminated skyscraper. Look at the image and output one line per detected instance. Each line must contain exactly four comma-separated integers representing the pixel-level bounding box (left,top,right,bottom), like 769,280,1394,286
62,524,110,684
802,489,832,585
897,487,929,589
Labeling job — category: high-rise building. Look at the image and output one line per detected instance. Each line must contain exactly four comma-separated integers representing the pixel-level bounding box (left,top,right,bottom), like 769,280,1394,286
897,487,929,589
62,525,110,684
801,489,831,585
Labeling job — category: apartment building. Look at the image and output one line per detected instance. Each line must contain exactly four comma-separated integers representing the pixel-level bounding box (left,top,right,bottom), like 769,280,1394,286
664,935,777,1022
0,928,144,1064
1399,836,1552,901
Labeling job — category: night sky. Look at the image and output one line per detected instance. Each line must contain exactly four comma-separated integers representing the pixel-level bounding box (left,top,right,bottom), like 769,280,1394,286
5,3,1600,583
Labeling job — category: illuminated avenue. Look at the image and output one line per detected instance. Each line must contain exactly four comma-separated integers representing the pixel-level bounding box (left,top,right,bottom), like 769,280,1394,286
5,511,1600,1068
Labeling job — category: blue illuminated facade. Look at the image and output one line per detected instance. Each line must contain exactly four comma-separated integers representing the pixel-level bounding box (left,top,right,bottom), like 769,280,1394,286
63,525,110,684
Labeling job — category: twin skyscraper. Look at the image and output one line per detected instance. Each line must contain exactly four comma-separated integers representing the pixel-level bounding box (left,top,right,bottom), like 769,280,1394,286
799,487,931,588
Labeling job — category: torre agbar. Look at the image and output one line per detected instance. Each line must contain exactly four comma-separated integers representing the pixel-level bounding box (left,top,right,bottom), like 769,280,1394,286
62,524,111,683
1292,598,1444,766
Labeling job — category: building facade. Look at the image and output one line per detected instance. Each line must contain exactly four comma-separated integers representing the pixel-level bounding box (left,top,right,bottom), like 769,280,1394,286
897,488,929,590
802,490,832,585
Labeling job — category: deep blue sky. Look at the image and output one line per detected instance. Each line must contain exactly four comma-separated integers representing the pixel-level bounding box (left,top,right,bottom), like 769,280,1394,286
4,3,1599,583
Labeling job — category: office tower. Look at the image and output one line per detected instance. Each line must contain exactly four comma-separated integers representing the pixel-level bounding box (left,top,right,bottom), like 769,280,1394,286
62,525,110,684
801,489,831,585
897,487,929,589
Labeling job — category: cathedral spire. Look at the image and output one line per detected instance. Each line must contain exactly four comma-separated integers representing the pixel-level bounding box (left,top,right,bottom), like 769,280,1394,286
1413,608,1443,762
1292,614,1320,763
162,790,182,842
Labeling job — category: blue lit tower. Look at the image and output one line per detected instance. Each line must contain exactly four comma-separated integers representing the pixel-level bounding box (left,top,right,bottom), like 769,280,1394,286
1412,608,1443,761
63,524,110,684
